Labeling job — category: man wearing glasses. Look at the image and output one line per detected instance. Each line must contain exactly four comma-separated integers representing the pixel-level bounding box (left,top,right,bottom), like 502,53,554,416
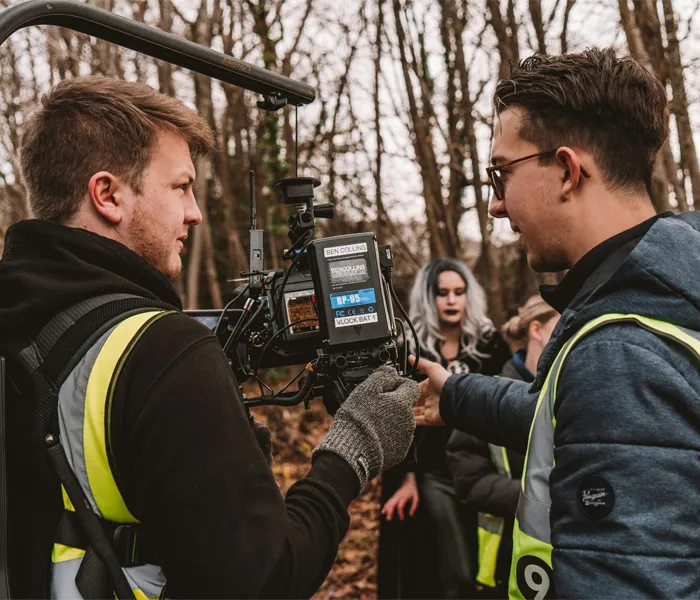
411,48,700,598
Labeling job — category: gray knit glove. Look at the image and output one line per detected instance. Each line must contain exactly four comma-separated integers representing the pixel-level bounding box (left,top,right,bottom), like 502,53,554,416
313,366,418,488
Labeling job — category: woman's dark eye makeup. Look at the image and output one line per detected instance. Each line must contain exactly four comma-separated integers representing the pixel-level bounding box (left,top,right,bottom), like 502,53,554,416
437,288,466,296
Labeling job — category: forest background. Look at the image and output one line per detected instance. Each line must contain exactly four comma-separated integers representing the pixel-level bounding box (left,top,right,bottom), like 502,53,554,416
0,0,698,596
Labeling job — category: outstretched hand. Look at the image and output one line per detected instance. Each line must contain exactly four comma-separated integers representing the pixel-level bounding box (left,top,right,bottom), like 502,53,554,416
408,355,449,427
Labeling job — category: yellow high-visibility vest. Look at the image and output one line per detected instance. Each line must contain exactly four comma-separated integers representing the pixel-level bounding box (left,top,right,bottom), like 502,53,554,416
52,310,173,600
476,444,511,589
509,314,700,600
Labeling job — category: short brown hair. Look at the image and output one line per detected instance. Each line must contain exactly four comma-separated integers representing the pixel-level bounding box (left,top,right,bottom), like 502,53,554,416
20,76,215,222
494,48,669,194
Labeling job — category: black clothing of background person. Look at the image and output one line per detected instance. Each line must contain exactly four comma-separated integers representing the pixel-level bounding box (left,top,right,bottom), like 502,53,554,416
378,331,510,599
0,219,360,599
446,355,527,597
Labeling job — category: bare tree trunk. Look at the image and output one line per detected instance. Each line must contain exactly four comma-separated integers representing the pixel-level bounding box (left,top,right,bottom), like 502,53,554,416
506,0,520,65
529,0,547,53
661,0,700,207
438,0,463,249
661,141,689,211
619,0,650,62
634,0,667,78
187,156,223,309
157,0,176,96
619,0,675,212
560,0,576,53
392,0,449,257
374,0,389,242
203,207,224,308
486,0,518,77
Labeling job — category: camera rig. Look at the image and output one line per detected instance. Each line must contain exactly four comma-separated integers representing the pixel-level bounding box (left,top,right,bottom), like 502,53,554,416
189,174,420,412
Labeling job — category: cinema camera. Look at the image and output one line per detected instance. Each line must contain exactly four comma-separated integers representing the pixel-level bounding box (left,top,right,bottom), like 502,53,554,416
189,174,420,411
0,1,420,418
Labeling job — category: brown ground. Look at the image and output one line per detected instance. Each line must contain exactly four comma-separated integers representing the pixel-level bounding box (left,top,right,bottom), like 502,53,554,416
250,393,380,600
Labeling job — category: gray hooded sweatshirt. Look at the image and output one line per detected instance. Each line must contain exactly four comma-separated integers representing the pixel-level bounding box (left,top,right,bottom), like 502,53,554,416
441,212,700,598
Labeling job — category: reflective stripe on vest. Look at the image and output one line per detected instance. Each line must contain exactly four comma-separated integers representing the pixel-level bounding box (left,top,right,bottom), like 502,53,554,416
509,314,700,600
476,444,512,588
51,310,172,600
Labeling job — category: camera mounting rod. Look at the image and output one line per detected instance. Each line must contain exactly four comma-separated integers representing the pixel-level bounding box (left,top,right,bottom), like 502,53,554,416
0,0,315,110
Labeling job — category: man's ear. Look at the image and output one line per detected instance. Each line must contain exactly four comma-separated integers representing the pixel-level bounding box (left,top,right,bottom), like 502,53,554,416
555,147,586,200
87,171,125,225
528,319,543,344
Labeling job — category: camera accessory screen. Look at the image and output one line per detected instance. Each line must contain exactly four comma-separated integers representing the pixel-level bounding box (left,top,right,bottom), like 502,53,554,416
192,315,219,331
284,290,319,333
327,257,369,286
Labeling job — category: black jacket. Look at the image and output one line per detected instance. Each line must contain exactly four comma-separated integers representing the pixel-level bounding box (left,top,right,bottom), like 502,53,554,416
446,351,529,516
445,358,527,591
0,220,359,599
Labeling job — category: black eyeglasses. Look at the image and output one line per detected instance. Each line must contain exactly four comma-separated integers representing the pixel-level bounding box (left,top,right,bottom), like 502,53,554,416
485,149,591,201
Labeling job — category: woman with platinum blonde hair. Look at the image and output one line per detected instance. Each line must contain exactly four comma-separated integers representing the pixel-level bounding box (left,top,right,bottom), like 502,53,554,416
407,259,497,371
379,258,510,599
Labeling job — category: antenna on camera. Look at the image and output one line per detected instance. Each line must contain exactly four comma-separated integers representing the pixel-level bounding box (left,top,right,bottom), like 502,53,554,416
248,170,264,295
249,170,256,230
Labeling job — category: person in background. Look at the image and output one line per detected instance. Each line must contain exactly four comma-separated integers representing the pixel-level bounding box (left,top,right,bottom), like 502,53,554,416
378,259,510,599
446,295,559,597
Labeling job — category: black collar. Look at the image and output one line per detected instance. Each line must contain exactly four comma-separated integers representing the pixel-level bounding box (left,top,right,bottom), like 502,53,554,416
541,212,672,314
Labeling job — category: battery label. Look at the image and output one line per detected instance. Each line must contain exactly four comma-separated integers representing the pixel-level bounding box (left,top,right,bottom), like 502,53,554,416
328,257,369,285
334,313,379,328
330,288,376,309
324,242,367,258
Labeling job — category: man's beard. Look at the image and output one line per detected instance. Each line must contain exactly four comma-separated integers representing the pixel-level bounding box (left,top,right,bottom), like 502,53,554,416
128,207,180,279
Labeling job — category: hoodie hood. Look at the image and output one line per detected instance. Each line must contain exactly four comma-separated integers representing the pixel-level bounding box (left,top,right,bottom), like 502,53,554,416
536,211,700,385
0,220,182,339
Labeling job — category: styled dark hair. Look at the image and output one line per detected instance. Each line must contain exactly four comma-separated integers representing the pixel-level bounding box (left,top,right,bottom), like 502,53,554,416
21,76,215,223
494,47,669,195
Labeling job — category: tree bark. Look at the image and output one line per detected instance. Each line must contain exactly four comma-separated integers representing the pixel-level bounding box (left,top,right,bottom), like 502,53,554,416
619,0,677,212
392,0,448,257
560,0,576,53
529,0,547,53
661,0,700,207
374,0,389,242
486,0,518,78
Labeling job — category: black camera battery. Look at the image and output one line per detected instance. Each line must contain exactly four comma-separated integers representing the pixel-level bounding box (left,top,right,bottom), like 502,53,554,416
307,232,393,350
